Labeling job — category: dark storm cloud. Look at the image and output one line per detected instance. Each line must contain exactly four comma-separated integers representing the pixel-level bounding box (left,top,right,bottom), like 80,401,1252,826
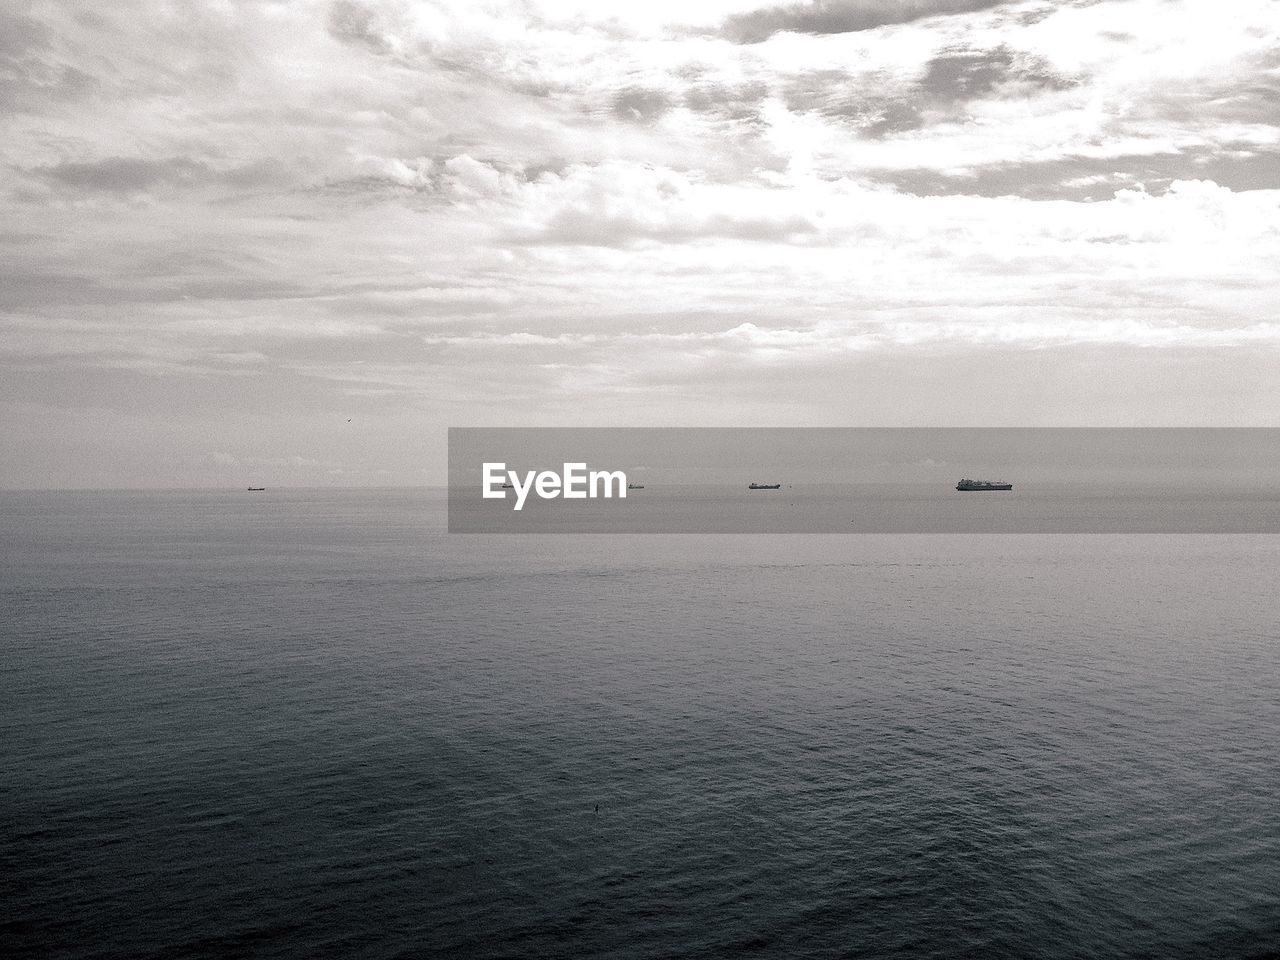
0,9,98,113
778,47,1072,140
522,158,571,181
0,272,105,311
783,70,923,137
36,156,208,191
0,10,51,59
0,61,97,114
327,0,391,53
611,87,674,123
922,46,1015,99
0,258,314,311
683,81,770,125
30,156,288,193
921,45,1076,103
864,146,1280,200
720,0,1008,44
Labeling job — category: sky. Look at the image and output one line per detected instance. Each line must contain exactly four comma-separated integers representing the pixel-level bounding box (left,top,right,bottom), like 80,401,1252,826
3,0,1279,487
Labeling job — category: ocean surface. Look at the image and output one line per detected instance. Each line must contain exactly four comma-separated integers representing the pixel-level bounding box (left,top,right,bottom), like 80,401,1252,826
451,481,1280,533
4,488,1280,959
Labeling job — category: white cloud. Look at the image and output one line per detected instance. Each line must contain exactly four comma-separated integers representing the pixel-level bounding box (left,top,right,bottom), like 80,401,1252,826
3,0,1280,484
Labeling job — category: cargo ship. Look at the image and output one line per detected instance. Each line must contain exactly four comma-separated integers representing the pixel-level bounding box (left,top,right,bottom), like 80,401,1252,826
748,483,781,490
955,479,1012,491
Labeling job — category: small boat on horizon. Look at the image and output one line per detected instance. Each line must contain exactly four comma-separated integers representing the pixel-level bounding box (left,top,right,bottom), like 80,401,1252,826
955,479,1012,491
627,483,644,489
748,483,781,490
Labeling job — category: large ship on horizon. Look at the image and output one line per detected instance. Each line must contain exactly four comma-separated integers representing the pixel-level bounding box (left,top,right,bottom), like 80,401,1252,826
748,482,782,490
956,479,1012,491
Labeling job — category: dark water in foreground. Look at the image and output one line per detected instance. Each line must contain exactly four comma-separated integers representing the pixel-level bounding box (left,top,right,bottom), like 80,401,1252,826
3,489,1280,959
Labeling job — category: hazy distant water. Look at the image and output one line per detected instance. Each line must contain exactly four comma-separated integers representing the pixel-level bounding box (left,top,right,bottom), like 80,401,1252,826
4,489,1280,959
452,481,1280,533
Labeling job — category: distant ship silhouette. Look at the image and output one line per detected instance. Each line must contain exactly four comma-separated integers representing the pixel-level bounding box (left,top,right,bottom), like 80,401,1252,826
955,479,1012,491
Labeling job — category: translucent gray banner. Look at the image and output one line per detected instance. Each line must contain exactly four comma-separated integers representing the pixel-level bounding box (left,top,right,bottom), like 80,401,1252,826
448,428,1280,533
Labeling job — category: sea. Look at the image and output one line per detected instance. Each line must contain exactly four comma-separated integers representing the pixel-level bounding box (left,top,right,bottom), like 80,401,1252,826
3,488,1280,959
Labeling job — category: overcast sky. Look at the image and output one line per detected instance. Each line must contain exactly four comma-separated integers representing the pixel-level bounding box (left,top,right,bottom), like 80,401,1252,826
3,0,1279,487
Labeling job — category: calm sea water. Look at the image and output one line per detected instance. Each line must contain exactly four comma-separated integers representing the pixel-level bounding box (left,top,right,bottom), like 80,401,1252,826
3,489,1280,959
451,481,1280,533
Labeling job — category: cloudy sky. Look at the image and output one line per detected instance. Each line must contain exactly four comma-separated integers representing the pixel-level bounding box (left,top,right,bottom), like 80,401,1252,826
3,0,1279,486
